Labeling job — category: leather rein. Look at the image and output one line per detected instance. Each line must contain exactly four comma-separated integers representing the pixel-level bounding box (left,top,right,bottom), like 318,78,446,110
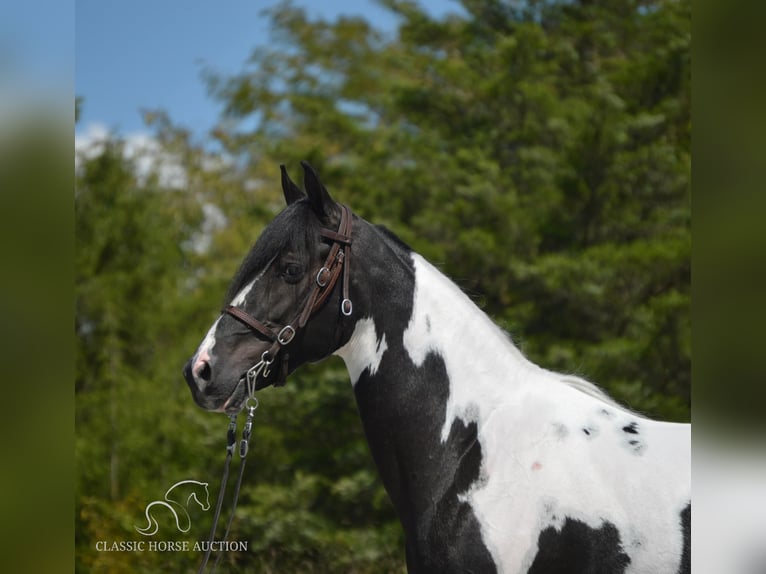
197,204,353,573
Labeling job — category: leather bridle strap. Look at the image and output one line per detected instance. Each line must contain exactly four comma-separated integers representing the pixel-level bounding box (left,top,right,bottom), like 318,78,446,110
221,204,354,385
222,305,276,343
298,206,353,327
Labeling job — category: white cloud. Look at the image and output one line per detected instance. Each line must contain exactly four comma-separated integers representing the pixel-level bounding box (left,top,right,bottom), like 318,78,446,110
76,122,236,254
75,123,187,188
192,202,228,254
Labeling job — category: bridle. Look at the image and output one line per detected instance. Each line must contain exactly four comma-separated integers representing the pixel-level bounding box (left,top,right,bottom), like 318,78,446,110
223,203,354,389
197,204,354,573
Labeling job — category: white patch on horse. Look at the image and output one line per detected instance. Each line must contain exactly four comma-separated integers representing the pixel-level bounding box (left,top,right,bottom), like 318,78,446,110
230,255,277,307
401,253,691,573
335,317,388,386
191,317,221,380
193,259,276,374
230,280,255,307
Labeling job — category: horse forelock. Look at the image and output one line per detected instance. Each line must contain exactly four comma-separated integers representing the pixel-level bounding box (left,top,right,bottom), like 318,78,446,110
224,202,322,305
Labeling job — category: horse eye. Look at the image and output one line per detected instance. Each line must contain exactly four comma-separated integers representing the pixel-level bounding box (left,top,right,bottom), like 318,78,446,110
281,263,303,283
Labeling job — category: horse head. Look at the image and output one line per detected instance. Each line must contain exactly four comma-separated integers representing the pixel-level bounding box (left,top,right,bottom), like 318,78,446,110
183,162,354,414
191,481,211,512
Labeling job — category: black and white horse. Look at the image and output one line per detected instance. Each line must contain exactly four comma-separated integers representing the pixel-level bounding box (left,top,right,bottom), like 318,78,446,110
184,162,691,573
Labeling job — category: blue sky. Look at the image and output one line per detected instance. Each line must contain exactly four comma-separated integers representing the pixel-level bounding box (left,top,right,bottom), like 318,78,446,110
1,0,73,104
76,0,460,141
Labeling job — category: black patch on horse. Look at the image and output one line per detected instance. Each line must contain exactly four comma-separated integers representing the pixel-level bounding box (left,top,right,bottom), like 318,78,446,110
527,517,631,574
626,439,646,455
349,225,496,573
582,425,599,438
622,422,639,434
678,503,690,574
355,351,497,573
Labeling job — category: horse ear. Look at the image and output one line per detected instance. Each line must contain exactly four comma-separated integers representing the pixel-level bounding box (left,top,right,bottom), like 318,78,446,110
301,160,337,220
281,164,305,205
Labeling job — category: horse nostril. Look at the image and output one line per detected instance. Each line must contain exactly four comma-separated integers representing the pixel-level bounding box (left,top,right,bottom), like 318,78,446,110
196,360,212,383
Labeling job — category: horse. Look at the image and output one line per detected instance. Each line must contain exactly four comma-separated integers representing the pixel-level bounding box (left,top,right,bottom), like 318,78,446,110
135,480,211,536
183,161,691,573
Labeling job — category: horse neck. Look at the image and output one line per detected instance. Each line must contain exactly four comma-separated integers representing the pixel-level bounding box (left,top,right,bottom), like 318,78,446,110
335,228,543,528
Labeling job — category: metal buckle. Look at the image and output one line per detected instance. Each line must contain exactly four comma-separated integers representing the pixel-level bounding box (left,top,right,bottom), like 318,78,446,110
245,351,274,391
316,267,330,287
341,298,353,316
277,325,296,345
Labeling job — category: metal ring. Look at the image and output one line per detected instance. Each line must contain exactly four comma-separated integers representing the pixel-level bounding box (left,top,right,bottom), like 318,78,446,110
246,362,261,385
277,325,296,345
261,350,274,364
316,267,330,287
341,299,353,316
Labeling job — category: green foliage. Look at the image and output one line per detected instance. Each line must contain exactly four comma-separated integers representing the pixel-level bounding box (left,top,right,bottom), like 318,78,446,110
76,0,690,571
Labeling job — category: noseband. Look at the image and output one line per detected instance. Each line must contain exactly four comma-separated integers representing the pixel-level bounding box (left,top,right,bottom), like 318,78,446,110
222,204,354,389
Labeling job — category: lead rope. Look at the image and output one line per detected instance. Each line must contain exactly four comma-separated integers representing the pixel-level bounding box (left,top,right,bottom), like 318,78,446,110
197,415,237,574
209,400,256,573
198,362,264,574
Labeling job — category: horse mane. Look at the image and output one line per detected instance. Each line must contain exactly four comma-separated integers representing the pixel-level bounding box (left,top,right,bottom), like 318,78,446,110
374,224,412,252
554,372,644,417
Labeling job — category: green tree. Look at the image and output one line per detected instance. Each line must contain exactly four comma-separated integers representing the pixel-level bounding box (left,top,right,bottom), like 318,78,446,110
75,138,215,572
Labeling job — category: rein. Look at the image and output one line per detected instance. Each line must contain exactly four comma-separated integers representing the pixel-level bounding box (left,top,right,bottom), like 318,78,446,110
197,396,257,574
197,205,354,572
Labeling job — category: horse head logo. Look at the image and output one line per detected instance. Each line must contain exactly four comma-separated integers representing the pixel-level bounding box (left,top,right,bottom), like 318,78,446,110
135,479,210,536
